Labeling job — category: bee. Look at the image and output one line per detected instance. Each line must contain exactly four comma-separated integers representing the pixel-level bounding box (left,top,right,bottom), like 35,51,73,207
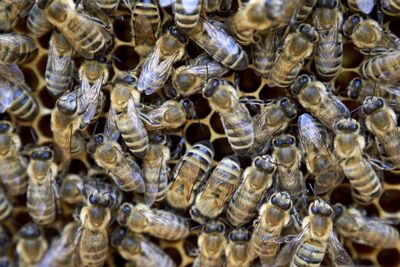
225,228,251,267
227,0,285,45
27,3,53,37
27,147,58,225
285,0,317,26
346,0,375,14
193,220,226,267
333,204,399,249
0,189,12,221
45,30,74,98
252,27,284,78
0,64,39,121
16,223,48,266
226,155,275,227
360,50,400,82
249,192,293,264
87,133,145,193
172,53,229,97
274,199,353,267
173,0,202,33
363,97,400,169
93,0,120,14
39,221,80,267
333,118,382,204
343,14,400,54
78,58,109,129
298,113,344,194
139,99,196,132
167,141,214,210
82,180,124,210
0,120,28,195
0,0,33,32
111,227,176,267
188,17,249,70
253,97,297,153
203,78,254,155
272,134,305,199
313,0,343,80
380,0,400,16
137,27,188,95
37,0,112,59
290,74,350,130
0,34,37,64
117,202,190,240
108,76,149,158
267,23,318,88
130,0,161,57
190,155,242,224
60,174,85,205
76,197,111,267
142,134,170,206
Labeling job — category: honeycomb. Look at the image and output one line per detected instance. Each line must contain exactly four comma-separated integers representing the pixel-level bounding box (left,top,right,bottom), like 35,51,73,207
1,1,400,267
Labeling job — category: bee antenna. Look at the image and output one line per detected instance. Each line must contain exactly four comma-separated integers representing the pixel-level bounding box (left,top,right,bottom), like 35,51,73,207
30,128,37,144
92,121,100,135
350,105,362,117
307,182,317,196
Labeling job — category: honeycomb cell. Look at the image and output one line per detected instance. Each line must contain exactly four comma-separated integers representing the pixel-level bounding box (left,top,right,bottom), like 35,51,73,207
19,126,38,146
238,68,261,93
21,67,39,91
185,123,211,145
210,112,225,135
334,71,359,97
330,186,354,206
39,87,56,109
113,45,140,71
186,41,204,59
258,83,287,100
342,43,364,68
113,18,132,42
36,54,48,75
379,190,400,213
37,31,52,50
352,242,376,254
212,138,233,161
189,95,211,119
69,159,88,174
163,247,182,266
377,249,400,267
184,234,199,257
383,170,400,185
38,114,53,138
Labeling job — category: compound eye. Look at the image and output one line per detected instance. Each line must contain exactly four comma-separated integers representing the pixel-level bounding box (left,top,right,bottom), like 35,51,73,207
182,99,191,108
352,15,361,25
0,122,10,132
215,224,224,233
124,75,136,84
89,194,97,205
42,150,53,160
95,135,104,144
122,204,131,214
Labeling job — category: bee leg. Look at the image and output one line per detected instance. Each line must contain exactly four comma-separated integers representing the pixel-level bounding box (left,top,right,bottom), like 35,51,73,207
170,137,185,159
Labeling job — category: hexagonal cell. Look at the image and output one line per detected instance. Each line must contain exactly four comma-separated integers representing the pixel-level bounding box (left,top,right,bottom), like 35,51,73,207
383,170,400,185
20,67,39,91
113,45,140,71
377,249,400,267
39,87,56,109
379,190,400,213
330,185,354,206
69,159,88,174
352,242,376,254
212,138,233,161
334,71,359,97
185,123,211,145
163,247,182,266
342,43,364,69
238,68,261,93
189,95,211,119
258,83,287,100
38,114,53,138
36,54,48,75
113,18,132,42
210,112,225,135
19,126,38,146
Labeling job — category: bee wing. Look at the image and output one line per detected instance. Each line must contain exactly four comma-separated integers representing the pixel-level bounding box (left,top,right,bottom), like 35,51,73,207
32,169,55,217
327,231,354,266
104,107,120,141
317,25,342,71
133,13,157,46
143,156,164,206
318,87,350,127
298,113,326,154
314,167,345,194
81,0,111,28
80,74,103,126
171,155,201,201
379,83,400,96
0,63,25,85
0,79,14,113
355,0,375,14
127,96,146,136
49,45,73,73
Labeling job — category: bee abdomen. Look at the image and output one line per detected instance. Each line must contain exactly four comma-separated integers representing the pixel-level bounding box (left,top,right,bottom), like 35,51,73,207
315,39,343,80
27,4,53,37
223,120,254,155
133,0,160,31
45,64,73,98
0,195,12,220
1,157,28,195
79,231,108,266
0,35,37,64
175,0,201,32
9,86,39,121
268,61,302,88
381,0,400,15
360,52,400,81
26,190,56,225
226,187,262,226
95,0,120,13
293,241,326,267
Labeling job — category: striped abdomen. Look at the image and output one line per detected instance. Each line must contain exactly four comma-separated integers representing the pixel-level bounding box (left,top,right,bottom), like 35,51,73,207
250,223,282,261
194,253,224,267
375,129,400,168
9,84,38,121
95,0,120,13
252,29,280,78
268,54,305,87
292,237,328,267
109,157,144,192
78,230,108,267
341,157,382,204
222,116,254,155
133,0,160,35
45,50,73,98
147,210,190,240
27,4,52,37
360,51,400,82
381,0,400,15
291,0,317,24
27,181,56,225
0,193,12,221
0,34,37,64
175,0,201,32
315,32,343,80
0,155,28,195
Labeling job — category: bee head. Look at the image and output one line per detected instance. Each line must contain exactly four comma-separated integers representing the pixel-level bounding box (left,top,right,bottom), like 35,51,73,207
334,118,359,133
332,203,345,222
123,75,137,85
203,78,221,98
272,134,296,147
117,203,133,225
264,0,284,20
169,26,188,44
290,74,311,95
298,24,318,43
279,98,297,119
56,91,78,115
180,99,196,120
254,155,276,174
347,78,362,99
31,147,53,161
362,97,384,115
0,121,12,134
110,226,127,247
87,134,105,154
270,192,292,211
149,133,166,144
310,199,333,217
88,192,110,207
343,14,361,37
317,0,338,8
20,223,41,239
203,221,225,234
228,229,251,242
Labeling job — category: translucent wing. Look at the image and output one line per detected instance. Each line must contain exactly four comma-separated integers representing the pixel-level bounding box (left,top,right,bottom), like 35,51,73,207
0,63,25,84
380,83,400,96
0,79,14,112
314,168,345,195
127,96,147,137
355,0,375,14
81,0,111,28
298,113,325,153
318,87,350,128
316,25,342,72
80,74,103,127
327,231,354,267
32,169,55,217
49,45,73,73
179,0,201,13
104,107,120,141
159,0,175,7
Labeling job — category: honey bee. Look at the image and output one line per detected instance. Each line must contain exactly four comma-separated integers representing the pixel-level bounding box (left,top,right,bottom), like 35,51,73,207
27,146,58,225
313,0,343,80
203,78,254,155
0,0,33,32
87,133,145,193
333,118,382,204
225,228,251,267
139,99,196,132
227,0,284,45
363,97,400,169
167,141,214,210
252,27,284,78
60,174,85,205
93,0,120,14
82,180,124,210
0,189,12,221
130,0,161,57
298,113,344,194
137,27,187,95
193,220,226,267
117,202,190,240
37,0,112,59
249,192,292,264
76,198,111,267
272,134,306,199
16,223,48,266
343,14,400,54
226,155,275,227
27,3,53,37
78,58,109,129
172,53,228,97
108,76,149,158
285,0,317,26
273,199,353,267
290,74,350,130
360,50,400,82
252,97,297,153
0,34,37,64
39,221,80,267
190,155,242,224
380,0,400,16
188,17,249,70
111,227,176,267
45,31,74,98
334,204,399,249
0,64,38,121
173,0,202,33
346,0,375,14
267,23,318,88
0,120,28,195
142,134,170,206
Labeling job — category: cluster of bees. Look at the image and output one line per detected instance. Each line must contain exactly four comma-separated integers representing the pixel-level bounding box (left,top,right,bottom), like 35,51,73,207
0,0,399,266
